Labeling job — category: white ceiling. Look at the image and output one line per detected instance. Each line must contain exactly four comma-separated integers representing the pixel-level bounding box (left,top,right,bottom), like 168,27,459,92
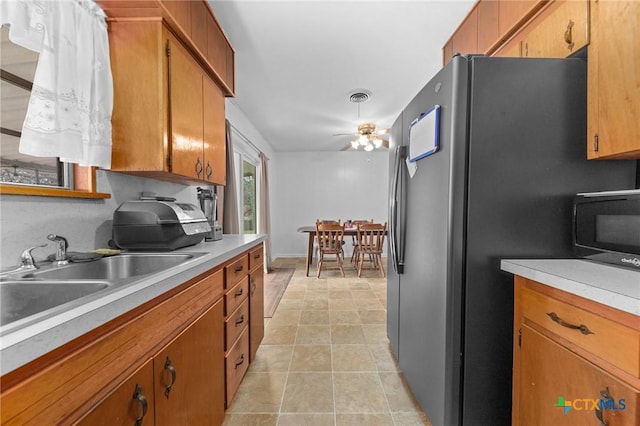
208,0,474,152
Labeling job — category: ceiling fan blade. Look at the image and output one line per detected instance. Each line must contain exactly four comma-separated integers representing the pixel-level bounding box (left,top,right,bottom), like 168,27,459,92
332,132,357,137
382,139,389,148
340,143,352,151
376,128,390,135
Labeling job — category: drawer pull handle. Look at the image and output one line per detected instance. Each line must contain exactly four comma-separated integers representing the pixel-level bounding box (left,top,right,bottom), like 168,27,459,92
254,253,260,259
595,387,613,426
251,277,256,294
205,161,213,179
235,314,245,326
595,406,608,426
564,20,575,51
163,357,177,398
234,265,244,273
546,312,594,335
234,288,244,298
133,384,148,426
234,354,245,369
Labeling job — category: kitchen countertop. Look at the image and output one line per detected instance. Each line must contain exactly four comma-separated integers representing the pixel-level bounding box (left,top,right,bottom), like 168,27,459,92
501,259,640,316
0,234,266,376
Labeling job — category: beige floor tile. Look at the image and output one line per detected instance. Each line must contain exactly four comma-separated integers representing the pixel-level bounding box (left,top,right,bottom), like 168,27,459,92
278,413,335,425
329,310,361,325
299,310,330,325
226,372,288,413
328,289,353,299
362,324,388,344
358,310,386,324
222,413,278,426
354,298,385,310
296,325,331,344
378,372,420,412
290,345,332,371
281,289,306,299
281,372,334,413
332,344,377,372
346,281,372,290
335,413,394,426
391,411,431,425
305,290,329,300
331,325,366,344
333,372,388,413
328,299,357,311
262,325,298,345
368,344,400,372
350,289,377,299
268,310,300,326
277,299,305,310
303,299,330,310
249,345,293,372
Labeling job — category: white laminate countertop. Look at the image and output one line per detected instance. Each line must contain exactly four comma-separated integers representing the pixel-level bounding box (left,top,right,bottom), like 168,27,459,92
501,259,640,316
0,234,266,376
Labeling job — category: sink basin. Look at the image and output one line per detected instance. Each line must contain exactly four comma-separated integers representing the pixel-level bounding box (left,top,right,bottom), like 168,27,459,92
21,253,200,282
1,281,109,326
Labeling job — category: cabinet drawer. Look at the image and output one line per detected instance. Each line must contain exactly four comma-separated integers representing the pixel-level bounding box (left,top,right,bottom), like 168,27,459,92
225,298,249,351
521,286,640,378
249,245,263,270
225,327,249,406
225,256,248,289
225,277,249,316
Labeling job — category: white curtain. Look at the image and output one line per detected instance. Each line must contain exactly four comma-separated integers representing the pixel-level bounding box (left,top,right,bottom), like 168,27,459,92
0,0,113,169
258,152,272,271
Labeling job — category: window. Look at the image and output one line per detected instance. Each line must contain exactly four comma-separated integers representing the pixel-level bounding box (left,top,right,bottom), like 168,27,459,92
0,26,108,199
243,160,257,234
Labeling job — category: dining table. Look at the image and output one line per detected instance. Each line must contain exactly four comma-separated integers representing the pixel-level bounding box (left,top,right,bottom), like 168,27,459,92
297,225,384,277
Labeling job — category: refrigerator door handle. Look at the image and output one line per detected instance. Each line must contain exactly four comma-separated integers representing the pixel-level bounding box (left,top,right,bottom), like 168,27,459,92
389,145,406,274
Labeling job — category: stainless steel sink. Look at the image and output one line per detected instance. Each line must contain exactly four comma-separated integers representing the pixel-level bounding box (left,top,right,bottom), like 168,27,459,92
20,253,200,281
0,252,206,328
1,281,109,326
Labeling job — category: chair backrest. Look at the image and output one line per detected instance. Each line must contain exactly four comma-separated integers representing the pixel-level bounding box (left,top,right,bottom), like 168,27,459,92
316,221,345,252
356,222,386,253
317,219,341,226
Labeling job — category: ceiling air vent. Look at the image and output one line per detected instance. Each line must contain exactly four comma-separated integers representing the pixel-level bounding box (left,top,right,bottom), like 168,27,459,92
348,89,373,104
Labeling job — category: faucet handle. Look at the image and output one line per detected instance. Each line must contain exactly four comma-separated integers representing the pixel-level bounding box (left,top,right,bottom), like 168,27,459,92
47,234,68,248
19,244,47,269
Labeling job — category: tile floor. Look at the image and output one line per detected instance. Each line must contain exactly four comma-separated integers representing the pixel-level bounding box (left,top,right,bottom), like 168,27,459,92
223,257,431,426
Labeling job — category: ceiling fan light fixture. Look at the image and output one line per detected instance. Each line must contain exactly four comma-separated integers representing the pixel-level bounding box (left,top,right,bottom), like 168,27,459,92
373,137,383,148
364,143,374,152
351,140,360,149
359,135,369,145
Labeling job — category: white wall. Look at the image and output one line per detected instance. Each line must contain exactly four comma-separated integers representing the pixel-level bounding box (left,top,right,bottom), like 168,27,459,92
272,151,389,258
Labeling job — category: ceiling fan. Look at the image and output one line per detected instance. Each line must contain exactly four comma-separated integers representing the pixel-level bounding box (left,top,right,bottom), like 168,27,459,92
334,122,390,151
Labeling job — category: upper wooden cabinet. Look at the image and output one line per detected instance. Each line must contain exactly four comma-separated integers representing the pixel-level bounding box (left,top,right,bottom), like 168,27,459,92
108,20,226,185
98,0,234,95
587,0,640,159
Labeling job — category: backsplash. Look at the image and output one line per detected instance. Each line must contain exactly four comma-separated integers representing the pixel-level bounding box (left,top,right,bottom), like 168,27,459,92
0,171,202,267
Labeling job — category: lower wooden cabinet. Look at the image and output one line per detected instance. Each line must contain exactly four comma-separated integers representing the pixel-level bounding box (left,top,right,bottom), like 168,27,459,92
76,361,155,426
249,268,265,361
0,242,265,426
512,277,640,425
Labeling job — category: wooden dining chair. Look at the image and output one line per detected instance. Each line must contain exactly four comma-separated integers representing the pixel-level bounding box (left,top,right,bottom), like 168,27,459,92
315,221,346,278
349,219,373,266
355,222,387,277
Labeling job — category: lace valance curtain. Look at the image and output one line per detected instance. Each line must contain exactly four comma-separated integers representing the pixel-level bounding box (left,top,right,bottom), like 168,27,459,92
1,0,113,169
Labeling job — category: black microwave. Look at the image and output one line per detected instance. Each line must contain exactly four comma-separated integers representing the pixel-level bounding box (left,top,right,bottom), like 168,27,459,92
573,190,640,270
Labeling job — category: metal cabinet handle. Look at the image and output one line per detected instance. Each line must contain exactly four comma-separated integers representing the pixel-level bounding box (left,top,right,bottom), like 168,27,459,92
234,354,245,369
546,312,594,335
234,288,244,298
195,157,204,177
234,265,244,273
133,384,148,426
235,314,245,326
163,357,177,398
205,161,213,179
251,277,256,295
564,20,575,50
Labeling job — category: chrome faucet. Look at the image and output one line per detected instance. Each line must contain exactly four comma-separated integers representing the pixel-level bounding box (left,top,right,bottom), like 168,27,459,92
18,244,47,270
47,234,69,266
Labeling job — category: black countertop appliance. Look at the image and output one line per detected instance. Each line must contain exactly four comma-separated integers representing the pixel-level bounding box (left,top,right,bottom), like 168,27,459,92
112,199,212,250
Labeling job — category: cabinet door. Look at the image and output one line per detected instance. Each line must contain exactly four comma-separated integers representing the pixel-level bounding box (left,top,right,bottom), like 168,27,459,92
521,0,589,58
75,361,155,426
249,269,264,361
168,34,205,180
516,325,639,425
498,0,543,37
477,0,500,53
451,7,479,56
154,300,225,426
203,76,226,185
587,0,640,159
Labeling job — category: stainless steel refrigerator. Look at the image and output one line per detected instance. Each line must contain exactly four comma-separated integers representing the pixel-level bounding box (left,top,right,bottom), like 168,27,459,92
387,55,637,426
